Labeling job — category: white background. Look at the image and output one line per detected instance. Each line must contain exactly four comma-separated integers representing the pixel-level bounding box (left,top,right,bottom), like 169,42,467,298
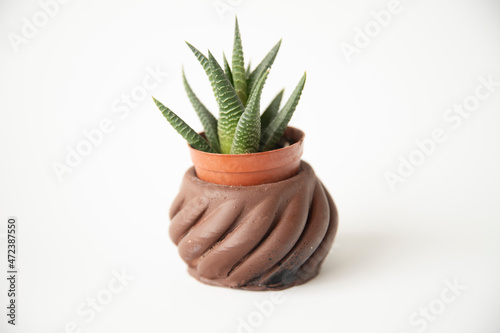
1,0,499,332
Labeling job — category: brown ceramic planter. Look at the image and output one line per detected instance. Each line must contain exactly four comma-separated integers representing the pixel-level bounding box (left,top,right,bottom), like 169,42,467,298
169,127,338,290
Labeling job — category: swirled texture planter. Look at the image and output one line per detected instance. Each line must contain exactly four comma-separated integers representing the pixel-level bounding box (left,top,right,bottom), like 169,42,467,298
169,161,338,290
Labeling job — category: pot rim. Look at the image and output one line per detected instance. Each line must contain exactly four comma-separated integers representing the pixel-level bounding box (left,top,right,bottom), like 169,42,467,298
188,126,305,159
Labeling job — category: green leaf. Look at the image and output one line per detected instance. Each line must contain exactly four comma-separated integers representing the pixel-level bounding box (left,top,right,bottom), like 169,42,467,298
245,61,251,79
260,89,284,131
232,18,247,106
208,52,246,154
186,42,210,76
223,53,234,86
152,97,216,153
247,40,281,95
187,43,241,144
186,41,223,99
231,69,270,154
182,69,221,153
261,72,306,151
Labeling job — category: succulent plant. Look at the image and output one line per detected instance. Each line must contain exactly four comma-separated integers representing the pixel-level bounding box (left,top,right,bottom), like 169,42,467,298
152,18,306,154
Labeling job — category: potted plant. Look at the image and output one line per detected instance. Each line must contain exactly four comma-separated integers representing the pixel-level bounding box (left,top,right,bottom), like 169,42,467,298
153,19,338,290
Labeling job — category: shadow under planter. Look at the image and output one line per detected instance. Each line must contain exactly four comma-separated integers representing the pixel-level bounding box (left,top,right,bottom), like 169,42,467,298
169,161,339,291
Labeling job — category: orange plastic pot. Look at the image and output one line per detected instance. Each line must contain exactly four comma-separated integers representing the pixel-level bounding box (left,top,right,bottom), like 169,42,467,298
188,127,305,186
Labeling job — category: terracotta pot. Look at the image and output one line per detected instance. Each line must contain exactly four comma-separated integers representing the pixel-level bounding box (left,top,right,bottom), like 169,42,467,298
189,127,305,186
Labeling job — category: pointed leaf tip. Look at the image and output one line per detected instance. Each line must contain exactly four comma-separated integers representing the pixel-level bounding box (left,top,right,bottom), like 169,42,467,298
247,40,282,95
261,73,306,151
153,98,216,153
232,18,247,105
182,70,220,153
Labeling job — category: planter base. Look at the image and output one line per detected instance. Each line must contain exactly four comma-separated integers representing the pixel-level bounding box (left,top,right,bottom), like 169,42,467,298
169,161,338,290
